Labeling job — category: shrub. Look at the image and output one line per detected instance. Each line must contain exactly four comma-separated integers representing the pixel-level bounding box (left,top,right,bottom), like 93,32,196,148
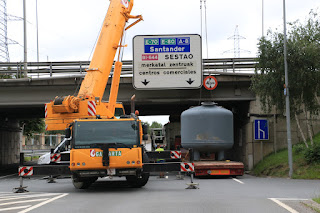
293,143,306,154
304,144,320,164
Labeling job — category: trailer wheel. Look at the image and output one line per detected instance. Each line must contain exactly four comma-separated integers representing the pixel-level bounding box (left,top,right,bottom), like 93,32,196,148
72,175,97,189
126,172,149,188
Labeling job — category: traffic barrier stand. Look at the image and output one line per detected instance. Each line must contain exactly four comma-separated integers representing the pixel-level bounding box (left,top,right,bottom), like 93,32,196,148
185,149,199,189
46,175,57,183
174,148,183,179
186,172,199,189
180,163,199,189
47,151,60,183
14,154,31,193
176,171,184,180
14,176,29,193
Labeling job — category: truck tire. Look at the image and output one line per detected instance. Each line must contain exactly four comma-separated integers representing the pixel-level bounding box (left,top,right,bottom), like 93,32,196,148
72,175,97,189
126,172,149,188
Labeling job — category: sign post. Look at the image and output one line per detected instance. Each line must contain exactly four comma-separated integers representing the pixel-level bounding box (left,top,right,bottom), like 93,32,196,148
133,34,202,89
254,119,269,161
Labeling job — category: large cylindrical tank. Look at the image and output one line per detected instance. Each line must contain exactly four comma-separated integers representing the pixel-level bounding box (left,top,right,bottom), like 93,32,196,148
181,102,234,160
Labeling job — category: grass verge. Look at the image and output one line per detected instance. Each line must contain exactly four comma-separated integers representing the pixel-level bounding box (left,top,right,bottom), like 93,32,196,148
314,197,320,204
303,202,320,213
24,156,40,162
252,132,320,179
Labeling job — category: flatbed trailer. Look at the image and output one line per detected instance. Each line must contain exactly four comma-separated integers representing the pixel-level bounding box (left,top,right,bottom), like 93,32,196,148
193,161,244,177
179,149,244,177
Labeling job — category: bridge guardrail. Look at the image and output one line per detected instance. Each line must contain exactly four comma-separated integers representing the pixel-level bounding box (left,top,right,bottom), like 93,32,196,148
0,58,258,79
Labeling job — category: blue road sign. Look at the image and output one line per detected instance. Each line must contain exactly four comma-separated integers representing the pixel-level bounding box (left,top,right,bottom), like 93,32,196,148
144,37,191,53
254,119,269,140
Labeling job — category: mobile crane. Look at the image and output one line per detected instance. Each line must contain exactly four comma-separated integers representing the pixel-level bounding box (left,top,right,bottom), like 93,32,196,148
44,0,150,189
16,0,194,190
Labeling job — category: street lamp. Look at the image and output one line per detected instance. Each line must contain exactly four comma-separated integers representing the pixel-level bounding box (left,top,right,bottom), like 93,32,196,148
23,0,27,77
36,0,39,63
282,0,293,178
262,0,264,37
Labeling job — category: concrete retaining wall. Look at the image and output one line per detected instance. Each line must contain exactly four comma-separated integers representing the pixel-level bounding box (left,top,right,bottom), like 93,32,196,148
245,99,320,170
0,119,21,166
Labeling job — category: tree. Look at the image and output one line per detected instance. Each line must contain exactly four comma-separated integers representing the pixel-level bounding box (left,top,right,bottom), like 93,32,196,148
143,121,163,135
150,121,163,129
20,118,46,138
251,10,320,147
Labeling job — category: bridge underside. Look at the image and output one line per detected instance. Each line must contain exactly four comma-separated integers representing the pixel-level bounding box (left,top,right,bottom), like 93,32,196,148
0,75,254,118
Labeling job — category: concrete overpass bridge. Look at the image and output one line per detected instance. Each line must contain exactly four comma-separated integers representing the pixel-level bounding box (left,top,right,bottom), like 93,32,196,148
0,58,256,118
1,58,306,171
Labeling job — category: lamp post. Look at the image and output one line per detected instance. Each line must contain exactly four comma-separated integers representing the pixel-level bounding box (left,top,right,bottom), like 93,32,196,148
36,0,39,63
282,0,293,178
262,0,264,37
23,0,27,77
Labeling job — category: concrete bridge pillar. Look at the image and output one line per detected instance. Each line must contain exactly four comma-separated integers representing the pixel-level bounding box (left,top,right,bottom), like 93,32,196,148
0,119,22,167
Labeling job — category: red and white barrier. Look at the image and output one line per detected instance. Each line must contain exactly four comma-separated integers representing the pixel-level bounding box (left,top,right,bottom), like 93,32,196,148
170,151,181,159
180,163,194,172
50,153,61,163
19,167,33,176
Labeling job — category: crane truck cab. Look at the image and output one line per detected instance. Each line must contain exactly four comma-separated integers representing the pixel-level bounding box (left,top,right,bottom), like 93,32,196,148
69,115,150,189
38,103,125,165
106,102,125,118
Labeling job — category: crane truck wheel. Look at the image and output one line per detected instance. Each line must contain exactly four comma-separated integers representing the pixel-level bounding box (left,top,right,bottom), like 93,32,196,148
126,172,149,188
72,175,97,189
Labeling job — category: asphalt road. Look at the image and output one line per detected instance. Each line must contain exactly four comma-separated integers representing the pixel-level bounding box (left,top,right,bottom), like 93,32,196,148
0,173,320,213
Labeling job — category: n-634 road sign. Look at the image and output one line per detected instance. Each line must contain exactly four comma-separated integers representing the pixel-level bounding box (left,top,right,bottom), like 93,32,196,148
133,34,202,90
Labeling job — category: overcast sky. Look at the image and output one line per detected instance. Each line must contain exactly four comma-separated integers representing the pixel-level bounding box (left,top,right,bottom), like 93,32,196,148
6,0,319,124
7,0,319,63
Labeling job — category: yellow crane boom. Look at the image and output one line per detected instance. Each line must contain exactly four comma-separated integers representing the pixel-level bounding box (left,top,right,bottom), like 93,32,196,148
45,0,142,130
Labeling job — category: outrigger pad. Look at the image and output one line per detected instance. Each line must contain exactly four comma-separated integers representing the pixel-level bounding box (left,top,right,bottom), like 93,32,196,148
186,183,199,189
13,186,29,193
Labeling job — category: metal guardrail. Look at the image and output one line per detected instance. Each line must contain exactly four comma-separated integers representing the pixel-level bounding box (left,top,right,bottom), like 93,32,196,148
0,58,258,79
22,149,50,157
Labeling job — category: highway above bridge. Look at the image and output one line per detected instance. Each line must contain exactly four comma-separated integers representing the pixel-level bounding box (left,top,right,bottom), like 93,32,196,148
0,58,256,118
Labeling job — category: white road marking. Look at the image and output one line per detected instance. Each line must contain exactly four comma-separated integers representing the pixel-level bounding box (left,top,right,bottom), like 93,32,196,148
0,193,60,202
0,193,14,197
0,205,31,211
18,193,68,213
0,174,16,179
232,178,244,184
269,198,305,213
0,198,48,206
276,198,309,201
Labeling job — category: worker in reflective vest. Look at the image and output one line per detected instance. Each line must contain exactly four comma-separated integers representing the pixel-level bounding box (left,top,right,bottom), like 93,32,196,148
155,145,165,162
155,145,165,178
